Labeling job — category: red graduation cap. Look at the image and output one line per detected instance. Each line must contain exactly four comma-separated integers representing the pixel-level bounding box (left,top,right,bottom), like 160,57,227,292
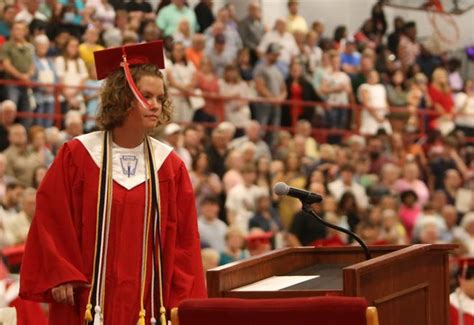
93,41,165,110
1,244,25,272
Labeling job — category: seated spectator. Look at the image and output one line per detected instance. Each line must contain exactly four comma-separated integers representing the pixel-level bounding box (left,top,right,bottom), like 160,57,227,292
0,181,25,248
205,33,235,78
429,67,455,135
230,120,272,162
15,0,48,24
249,191,282,234
282,60,320,126
198,196,228,252
190,152,223,212
225,163,264,234
461,213,474,255
186,33,206,69
441,205,465,242
320,50,353,142
235,50,253,84
206,126,231,179
4,124,42,187
238,1,265,65
166,42,197,122
447,58,463,93
355,221,384,245
78,26,104,70
0,5,16,38
277,152,307,229
55,36,88,113
218,66,251,132
0,100,17,151
88,0,116,30
286,0,308,34
397,21,420,72
194,58,220,122
253,43,287,142
182,124,203,158
358,70,392,135
340,39,361,75
337,191,361,234
162,123,192,170
246,228,272,257
0,154,15,201
382,209,408,245
219,226,248,265
32,34,57,129
156,0,198,37
223,150,244,194
258,18,298,68
386,69,409,132
29,126,54,167
1,187,35,248
418,220,443,244
328,164,369,210
83,64,102,132
58,110,84,145
443,169,463,206
398,190,421,238
201,247,220,282
205,7,242,60
1,21,35,127
454,79,474,137
173,19,192,48
32,165,47,189
394,162,430,207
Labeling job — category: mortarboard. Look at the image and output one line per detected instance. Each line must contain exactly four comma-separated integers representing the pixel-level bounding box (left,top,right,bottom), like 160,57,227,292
93,41,165,110
1,244,25,273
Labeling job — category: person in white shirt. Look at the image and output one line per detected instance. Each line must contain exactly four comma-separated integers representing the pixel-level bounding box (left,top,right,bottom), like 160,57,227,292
162,123,192,170
198,196,228,252
226,164,265,234
257,18,298,66
328,164,368,210
358,70,392,135
455,79,474,137
320,50,353,141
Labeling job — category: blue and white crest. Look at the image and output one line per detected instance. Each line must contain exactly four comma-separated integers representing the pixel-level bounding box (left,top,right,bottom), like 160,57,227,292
120,155,138,177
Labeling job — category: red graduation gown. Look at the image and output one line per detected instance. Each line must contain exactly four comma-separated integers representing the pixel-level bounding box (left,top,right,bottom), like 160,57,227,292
19,138,207,324
449,290,474,325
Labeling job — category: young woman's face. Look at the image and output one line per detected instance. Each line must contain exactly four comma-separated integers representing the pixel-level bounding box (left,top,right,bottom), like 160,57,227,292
66,39,79,56
128,75,165,131
172,44,185,62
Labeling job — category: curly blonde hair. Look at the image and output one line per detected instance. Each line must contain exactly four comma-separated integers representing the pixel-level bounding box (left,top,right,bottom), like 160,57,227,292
97,64,172,130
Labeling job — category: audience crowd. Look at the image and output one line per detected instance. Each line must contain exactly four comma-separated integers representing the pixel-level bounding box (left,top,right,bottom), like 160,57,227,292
0,0,473,295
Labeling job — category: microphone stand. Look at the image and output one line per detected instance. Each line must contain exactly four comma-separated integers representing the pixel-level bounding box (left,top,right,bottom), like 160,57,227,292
301,202,371,260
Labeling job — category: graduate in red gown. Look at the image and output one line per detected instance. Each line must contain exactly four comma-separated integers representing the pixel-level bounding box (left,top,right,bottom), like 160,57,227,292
19,41,206,325
450,257,474,325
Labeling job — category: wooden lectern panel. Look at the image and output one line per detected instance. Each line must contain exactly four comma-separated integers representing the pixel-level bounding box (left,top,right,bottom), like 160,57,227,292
207,244,454,325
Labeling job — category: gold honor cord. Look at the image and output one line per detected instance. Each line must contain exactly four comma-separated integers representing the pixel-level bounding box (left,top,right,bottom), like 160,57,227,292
84,131,111,324
146,137,166,325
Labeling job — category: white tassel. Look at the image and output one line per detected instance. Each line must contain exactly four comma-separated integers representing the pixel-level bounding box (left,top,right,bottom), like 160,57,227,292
150,317,157,324
93,305,103,325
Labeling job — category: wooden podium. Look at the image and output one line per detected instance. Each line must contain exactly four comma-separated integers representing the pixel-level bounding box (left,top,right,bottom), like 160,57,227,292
207,244,455,325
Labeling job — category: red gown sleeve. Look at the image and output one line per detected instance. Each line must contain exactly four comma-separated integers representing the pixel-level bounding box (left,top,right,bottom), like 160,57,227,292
19,143,88,302
169,162,207,306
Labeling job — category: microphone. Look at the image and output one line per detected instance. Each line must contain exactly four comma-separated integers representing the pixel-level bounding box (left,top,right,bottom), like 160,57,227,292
273,182,371,260
273,182,323,204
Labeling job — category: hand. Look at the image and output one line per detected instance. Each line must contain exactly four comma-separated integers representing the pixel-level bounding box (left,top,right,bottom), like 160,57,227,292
51,282,89,306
